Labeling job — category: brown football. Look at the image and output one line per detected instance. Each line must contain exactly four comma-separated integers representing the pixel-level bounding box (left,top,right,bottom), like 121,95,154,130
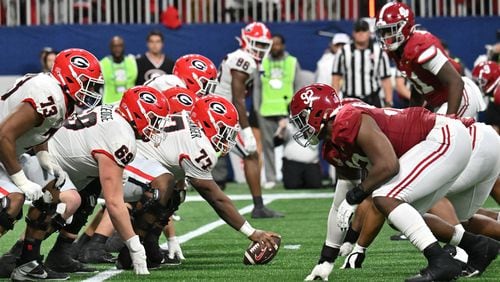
243,237,281,265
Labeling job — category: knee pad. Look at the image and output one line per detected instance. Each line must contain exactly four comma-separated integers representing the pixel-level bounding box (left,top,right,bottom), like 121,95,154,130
0,197,19,231
62,193,97,235
25,199,57,231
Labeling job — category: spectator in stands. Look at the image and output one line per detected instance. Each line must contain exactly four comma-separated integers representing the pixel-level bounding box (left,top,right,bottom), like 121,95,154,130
274,119,322,189
135,30,174,85
100,36,138,104
332,19,392,107
315,33,350,85
255,34,301,189
40,48,57,73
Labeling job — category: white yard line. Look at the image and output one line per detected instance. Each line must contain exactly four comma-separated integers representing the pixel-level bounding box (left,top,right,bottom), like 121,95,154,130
82,192,333,282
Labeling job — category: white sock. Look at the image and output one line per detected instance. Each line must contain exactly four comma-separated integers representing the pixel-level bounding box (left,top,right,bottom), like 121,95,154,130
388,203,437,251
353,243,366,253
449,224,465,246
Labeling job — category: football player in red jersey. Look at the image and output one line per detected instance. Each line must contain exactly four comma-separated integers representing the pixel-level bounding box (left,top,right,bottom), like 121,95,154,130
295,84,498,282
375,1,485,118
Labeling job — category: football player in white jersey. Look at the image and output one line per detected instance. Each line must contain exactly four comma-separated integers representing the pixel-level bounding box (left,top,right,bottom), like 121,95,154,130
9,86,170,279
0,48,103,279
114,92,280,268
214,22,282,218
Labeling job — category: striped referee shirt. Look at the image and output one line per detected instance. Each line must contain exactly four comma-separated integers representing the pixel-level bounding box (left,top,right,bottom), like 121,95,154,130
332,40,391,99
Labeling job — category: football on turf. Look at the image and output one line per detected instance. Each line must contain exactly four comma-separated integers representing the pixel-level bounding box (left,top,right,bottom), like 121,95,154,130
243,237,281,265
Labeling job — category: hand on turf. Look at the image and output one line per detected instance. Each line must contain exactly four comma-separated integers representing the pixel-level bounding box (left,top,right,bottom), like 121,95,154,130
337,200,358,231
341,251,365,269
168,236,185,260
249,230,280,250
125,235,150,275
305,261,334,281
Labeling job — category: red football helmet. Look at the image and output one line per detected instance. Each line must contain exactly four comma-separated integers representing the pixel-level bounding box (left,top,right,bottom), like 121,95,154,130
472,61,500,94
375,2,415,51
173,54,218,96
162,87,197,113
289,83,342,147
51,48,104,108
240,22,273,61
190,95,240,155
118,86,170,146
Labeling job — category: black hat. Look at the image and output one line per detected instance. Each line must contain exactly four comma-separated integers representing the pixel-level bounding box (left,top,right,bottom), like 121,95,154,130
354,19,370,32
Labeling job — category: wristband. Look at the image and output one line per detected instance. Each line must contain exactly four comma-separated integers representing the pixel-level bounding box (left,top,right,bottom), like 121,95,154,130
345,184,370,205
10,170,29,187
239,221,256,237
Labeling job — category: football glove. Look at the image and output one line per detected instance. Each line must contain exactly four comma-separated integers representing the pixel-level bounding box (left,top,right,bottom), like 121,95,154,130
241,127,257,154
337,200,357,231
305,261,334,281
10,170,43,201
125,235,149,275
36,150,67,188
167,236,185,260
341,251,365,269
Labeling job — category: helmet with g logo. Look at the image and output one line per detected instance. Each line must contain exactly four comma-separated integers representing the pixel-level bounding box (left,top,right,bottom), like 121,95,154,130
173,54,218,96
162,87,197,113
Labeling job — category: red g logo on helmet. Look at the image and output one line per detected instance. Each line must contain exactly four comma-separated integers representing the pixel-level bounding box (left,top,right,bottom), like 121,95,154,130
139,92,158,104
70,56,90,69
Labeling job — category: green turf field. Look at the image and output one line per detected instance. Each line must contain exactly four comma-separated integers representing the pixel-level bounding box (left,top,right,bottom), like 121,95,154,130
1,183,499,281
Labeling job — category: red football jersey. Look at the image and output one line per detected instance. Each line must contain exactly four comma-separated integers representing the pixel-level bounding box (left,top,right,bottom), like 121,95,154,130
388,31,462,107
322,104,436,169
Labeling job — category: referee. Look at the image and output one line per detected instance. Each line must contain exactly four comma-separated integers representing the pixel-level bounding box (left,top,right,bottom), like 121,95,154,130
332,19,393,107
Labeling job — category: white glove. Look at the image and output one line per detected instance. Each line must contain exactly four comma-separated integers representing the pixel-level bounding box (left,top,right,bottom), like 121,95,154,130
341,249,365,269
241,127,257,154
167,236,185,260
36,151,67,187
339,242,354,256
125,235,149,275
337,200,358,231
305,261,334,281
10,170,43,201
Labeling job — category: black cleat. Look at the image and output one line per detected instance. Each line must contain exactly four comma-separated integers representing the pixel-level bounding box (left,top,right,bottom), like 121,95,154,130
159,248,182,266
116,246,133,270
105,232,125,253
405,252,461,282
251,206,284,218
11,259,69,281
463,235,499,275
0,240,23,278
78,240,116,263
46,246,97,273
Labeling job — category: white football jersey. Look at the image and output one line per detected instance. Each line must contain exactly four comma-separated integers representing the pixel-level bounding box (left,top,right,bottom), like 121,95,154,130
144,74,186,92
137,112,217,180
0,73,70,156
48,104,136,189
214,49,257,101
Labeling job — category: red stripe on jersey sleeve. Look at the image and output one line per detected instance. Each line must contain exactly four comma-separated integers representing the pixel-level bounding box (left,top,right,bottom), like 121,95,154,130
125,165,155,181
0,186,9,196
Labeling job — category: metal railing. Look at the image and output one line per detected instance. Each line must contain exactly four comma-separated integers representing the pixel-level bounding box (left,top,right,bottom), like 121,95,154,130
1,0,498,26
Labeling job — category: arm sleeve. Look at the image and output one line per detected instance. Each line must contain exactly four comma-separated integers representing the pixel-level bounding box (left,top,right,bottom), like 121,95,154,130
420,47,448,75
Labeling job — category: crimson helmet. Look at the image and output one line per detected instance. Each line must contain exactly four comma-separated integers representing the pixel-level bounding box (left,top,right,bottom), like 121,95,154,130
472,61,500,94
51,48,104,108
289,83,342,147
118,86,170,146
240,22,272,61
190,95,240,155
173,54,218,96
375,2,415,51
162,87,197,113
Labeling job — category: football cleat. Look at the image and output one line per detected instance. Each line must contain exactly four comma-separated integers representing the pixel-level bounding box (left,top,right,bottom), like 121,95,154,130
78,240,116,263
0,240,23,278
46,244,97,273
405,252,461,282
11,259,69,281
463,234,499,275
